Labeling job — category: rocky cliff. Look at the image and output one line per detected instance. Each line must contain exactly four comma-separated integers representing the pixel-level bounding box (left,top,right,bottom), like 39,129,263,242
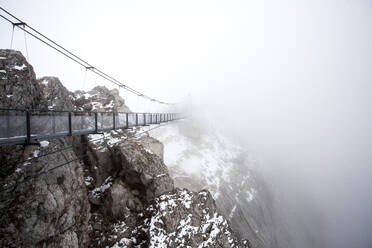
0,50,250,247
150,118,292,248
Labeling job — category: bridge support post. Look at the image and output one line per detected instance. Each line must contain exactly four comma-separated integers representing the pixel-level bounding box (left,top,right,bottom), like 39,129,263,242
126,113,129,128
136,113,138,126
113,112,116,130
143,113,146,126
26,110,31,144
68,112,72,136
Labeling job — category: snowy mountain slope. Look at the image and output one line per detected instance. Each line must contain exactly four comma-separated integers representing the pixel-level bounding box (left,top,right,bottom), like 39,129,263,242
149,119,285,248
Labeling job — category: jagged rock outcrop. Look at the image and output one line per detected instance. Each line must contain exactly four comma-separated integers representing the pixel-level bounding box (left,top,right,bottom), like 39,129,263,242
93,188,250,248
77,129,173,213
143,188,250,248
72,129,249,248
151,120,284,248
0,139,89,247
73,129,175,246
74,86,130,112
38,76,75,111
39,77,131,113
0,49,47,110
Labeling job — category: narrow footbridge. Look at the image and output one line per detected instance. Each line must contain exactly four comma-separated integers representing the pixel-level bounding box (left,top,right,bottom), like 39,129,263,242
0,109,181,146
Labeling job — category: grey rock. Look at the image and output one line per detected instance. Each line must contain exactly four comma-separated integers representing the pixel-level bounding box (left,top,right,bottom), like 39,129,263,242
98,188,251,248
0,49,47,110
0,138,89,247
137,134,164,161
74,86,130,112
38,76,75,111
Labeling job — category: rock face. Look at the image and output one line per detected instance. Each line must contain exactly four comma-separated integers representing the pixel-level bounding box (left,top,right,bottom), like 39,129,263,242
76,129,249,248
74,86,130,112
0,139,89,247
38,76,76,111
138,134,164,161
143,188,250,248
87,186,251,248
101,189,250,248
150,119,290,248
0,49,47,110
79,129,174,215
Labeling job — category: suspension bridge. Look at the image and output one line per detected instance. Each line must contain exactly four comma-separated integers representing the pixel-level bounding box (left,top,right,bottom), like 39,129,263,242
0,109,182,146
0,7,183,147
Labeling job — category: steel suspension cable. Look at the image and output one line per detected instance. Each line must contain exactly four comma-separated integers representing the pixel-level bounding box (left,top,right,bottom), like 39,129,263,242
0,7,177,106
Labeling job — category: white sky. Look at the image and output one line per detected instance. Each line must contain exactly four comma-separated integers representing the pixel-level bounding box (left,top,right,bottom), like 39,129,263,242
1,1,372,247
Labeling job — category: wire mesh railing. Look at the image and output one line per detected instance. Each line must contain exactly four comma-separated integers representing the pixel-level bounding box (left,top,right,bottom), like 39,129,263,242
0,109,182,146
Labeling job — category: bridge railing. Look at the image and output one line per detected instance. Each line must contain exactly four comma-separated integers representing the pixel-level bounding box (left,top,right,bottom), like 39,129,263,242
0,109,182,146
0,109,27,140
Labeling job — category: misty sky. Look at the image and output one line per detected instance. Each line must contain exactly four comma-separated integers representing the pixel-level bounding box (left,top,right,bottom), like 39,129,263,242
1,0,372,247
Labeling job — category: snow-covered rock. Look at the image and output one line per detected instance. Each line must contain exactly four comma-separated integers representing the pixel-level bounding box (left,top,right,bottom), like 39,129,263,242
0,49,47,110
91,188,250,248
150,119,284,248
39,76,76,111
74,86,130,112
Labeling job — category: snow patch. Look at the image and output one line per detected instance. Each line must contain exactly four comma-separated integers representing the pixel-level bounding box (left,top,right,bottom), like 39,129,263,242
85,176,94,186
33,150,40,157
40,140,49,147
13,64,27,70
91,176,112,197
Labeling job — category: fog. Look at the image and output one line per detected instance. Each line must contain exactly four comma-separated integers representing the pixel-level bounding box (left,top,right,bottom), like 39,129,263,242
1,0,372,247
